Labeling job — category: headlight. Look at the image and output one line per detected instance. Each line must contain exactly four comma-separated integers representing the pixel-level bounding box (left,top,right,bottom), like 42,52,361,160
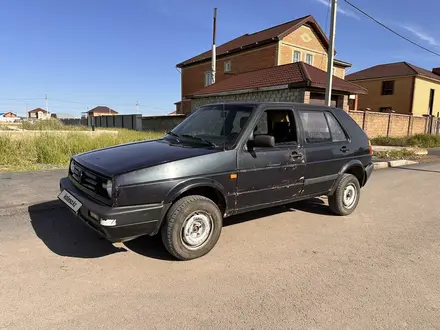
102,179,113,198
70,160,75,173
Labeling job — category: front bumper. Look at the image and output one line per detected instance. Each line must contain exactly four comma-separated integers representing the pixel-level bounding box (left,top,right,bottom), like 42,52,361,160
59,177,164,242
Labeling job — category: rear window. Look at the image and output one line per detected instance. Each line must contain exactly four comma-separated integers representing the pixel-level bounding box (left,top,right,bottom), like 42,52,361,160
325,112,347,142
299,111,331,143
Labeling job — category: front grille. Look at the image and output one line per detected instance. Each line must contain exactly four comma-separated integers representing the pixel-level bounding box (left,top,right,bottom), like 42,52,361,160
70,161,109,199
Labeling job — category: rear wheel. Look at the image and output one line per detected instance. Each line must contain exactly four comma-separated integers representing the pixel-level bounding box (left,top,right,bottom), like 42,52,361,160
328,174,360,216
161,195,223,260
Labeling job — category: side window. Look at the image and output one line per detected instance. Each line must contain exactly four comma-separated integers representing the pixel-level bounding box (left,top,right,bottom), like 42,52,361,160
325,112,347,142
253,110,297,145
299,110,331,143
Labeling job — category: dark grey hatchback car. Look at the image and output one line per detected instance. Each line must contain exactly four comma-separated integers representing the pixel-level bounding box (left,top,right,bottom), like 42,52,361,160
59,102,373,260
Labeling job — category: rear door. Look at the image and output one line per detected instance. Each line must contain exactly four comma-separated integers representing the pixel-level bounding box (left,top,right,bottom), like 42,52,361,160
297,107,353,196
236,106,305,211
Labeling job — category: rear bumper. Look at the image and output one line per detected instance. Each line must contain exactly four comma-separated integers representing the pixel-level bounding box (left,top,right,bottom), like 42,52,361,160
59,177,164,242
364,163,374,185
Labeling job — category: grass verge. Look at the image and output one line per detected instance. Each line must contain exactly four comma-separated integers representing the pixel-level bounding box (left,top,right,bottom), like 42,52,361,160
0,129,164,172
373,149,420,161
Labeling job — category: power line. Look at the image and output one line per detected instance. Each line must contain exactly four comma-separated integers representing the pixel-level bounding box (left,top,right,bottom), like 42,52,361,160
343,0,440,57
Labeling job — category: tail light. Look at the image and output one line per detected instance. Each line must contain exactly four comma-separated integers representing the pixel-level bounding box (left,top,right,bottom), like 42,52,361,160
368,140,373,154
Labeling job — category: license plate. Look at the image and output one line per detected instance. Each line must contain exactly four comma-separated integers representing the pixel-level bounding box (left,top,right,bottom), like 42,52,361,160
58,190,82,213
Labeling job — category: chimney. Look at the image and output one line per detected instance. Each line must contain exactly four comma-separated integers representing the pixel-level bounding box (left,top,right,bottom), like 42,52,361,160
432,67,440,76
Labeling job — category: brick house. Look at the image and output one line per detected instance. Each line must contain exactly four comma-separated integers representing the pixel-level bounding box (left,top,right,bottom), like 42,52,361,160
190,62,366,110
87,106,118,117
175,14,359,114
28,108,50,120
346,62,440,116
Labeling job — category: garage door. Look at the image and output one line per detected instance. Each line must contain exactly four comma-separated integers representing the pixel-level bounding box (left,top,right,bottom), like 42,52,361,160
309,92,337,108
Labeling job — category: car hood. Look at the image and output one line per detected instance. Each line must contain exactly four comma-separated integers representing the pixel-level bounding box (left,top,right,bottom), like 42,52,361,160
74,138,220,176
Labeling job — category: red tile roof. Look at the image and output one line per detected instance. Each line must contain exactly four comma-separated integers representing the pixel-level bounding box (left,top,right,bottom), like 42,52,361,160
190,62,367,97
88,106,118,114
28,108,48,113
177,15,331,68
346,62,440,81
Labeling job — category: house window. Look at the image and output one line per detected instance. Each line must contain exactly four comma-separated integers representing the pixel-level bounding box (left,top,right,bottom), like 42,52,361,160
306,53,313,65
224,61,231,72
381,80,394,95
379,107,393,113
293,50,301,62
205,72,213,86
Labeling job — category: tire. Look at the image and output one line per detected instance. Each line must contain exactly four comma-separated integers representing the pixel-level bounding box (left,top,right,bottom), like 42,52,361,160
161,195,223,261
328,174,360,216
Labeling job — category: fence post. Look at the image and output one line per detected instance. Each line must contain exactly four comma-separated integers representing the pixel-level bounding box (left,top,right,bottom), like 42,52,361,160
362,111,367,130
386,113,392,137
407,115,413,137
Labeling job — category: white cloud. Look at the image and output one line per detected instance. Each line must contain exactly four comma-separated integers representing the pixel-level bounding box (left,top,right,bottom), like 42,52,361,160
401,25,440,47
314,0,360,20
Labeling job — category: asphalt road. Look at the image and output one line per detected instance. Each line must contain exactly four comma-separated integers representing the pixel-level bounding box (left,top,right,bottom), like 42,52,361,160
1,163,440,329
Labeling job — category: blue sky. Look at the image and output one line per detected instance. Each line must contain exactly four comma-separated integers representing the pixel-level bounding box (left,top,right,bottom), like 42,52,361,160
1,0,439,117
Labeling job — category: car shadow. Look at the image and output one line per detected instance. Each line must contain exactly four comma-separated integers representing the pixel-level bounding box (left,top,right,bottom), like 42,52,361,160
29,198,334,261
29,201,127,259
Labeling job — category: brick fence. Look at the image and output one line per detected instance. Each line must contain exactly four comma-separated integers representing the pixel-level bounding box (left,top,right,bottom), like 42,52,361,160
349,111,440,138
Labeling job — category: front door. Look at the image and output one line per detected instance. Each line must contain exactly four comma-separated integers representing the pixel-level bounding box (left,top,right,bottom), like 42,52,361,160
236,107,305,211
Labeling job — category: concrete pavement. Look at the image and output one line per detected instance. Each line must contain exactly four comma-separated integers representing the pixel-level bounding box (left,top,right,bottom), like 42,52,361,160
1,163,440,329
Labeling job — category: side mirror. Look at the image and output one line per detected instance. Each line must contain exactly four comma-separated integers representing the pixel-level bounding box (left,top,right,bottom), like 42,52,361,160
253,135,275,148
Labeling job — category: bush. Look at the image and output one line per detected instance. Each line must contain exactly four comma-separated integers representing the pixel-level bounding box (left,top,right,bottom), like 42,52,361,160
407,134,440,148
370,136,408,146
21,119,87,131
371,134,440,148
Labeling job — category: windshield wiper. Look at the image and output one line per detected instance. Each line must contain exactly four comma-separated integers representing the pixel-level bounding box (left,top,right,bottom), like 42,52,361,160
180,134,218,147
166,131,182,141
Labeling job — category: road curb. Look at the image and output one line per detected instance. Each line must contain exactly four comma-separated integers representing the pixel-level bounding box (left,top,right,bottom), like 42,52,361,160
374,160,418,170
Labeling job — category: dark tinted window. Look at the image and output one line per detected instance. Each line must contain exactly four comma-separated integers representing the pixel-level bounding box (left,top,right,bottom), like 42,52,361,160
325,112,347,142
381,80,394,95
299,110,331,143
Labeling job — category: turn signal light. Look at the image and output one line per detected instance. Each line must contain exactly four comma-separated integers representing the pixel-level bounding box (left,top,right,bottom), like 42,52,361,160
368,140,373,154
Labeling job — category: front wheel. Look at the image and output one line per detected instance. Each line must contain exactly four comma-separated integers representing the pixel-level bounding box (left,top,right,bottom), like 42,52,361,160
328,174,360,216
161,195,223,260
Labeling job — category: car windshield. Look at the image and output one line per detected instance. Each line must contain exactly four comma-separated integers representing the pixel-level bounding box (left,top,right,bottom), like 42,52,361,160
168,104,255,148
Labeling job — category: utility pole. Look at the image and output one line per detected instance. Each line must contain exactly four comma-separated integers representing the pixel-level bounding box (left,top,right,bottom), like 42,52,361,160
136,101,139,113
325,0,337,106
45,93,49,113
211,8,217,84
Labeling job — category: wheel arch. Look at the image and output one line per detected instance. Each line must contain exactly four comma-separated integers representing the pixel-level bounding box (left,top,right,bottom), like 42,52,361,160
330,160,366,195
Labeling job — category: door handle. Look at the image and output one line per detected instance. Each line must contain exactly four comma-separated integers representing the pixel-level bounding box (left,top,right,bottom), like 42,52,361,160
290,151,303,160
340,146,350,153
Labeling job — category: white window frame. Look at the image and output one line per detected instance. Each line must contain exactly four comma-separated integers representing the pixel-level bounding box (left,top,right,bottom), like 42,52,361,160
204,71,213,86
293,50,301,63
224,61,231,72
306,53,313,65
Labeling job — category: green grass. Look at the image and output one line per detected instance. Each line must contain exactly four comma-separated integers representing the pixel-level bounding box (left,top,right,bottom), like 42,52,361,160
371,134,440,148
0,129,164,171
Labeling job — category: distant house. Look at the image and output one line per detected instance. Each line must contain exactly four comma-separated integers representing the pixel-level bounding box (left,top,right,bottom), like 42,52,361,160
347,62,440,116
87,106,118,117
2,112,17,118
28,108,50,120
0,112,19,122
